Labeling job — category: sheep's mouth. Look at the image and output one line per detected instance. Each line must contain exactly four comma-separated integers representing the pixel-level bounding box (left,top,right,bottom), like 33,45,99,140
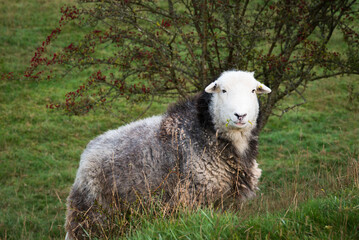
235,122,246,126
232,121,247,128
226,119,249,128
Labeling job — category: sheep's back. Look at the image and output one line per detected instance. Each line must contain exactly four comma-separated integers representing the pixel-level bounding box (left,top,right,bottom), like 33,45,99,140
71,115,176,205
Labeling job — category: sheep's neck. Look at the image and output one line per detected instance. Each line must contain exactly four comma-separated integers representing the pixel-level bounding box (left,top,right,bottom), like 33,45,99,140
230,130,252,154
217,128,252,155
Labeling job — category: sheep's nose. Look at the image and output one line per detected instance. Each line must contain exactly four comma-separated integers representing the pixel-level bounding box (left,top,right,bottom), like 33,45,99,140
234,113,247,121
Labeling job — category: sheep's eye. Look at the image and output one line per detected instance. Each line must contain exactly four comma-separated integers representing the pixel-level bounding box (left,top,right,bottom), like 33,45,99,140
222,89,227,93
252,89,256,93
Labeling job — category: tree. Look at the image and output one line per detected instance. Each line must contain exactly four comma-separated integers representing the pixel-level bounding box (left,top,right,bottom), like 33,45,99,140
25,0,359,130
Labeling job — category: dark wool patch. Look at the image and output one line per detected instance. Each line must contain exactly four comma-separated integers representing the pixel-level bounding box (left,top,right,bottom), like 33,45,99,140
196,92,216,131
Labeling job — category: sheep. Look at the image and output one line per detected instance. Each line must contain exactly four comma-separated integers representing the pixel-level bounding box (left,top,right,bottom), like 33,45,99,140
65,70,271,239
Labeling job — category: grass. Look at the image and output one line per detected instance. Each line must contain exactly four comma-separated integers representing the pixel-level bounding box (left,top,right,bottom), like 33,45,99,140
126,189,359,240
1,0,358,239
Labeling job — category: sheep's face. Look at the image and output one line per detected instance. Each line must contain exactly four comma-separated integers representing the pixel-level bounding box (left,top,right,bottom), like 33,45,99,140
205,71,271,131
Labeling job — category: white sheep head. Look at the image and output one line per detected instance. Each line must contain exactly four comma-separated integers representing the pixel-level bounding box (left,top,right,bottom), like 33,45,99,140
205,70,271,131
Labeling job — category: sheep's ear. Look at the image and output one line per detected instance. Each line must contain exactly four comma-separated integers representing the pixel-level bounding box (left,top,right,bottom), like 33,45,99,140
256,82,271,94
205,81,220,93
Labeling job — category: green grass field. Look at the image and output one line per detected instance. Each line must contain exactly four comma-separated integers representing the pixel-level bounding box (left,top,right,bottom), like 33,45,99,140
1,1,358,239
